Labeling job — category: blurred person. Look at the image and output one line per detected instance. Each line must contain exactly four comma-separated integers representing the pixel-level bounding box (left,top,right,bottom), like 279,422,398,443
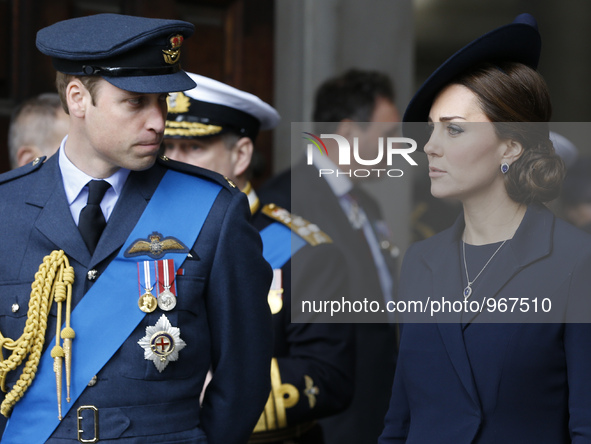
8,92,69,168
560,155,591,233
259,68,400,444
163,72,355,444
380,14,591,443
550,130,578,170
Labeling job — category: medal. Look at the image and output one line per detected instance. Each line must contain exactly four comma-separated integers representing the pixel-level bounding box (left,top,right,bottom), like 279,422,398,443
138,314,186,372
267,269,283,315
138,292,157,313
156,259,177,311
138,261,157,313
158,290,176,311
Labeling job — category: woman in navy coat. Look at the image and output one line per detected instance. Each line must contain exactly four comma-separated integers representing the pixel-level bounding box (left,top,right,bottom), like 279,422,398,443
379,14,591,444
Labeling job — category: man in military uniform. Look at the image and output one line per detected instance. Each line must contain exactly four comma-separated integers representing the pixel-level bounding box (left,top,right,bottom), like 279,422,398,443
0,14,272,444
259,69,400,444
163,73,355,444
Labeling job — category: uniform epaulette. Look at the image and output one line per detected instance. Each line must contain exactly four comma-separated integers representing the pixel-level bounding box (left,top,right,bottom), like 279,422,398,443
157,155,238,191
0,157,46,185
261,203,332,246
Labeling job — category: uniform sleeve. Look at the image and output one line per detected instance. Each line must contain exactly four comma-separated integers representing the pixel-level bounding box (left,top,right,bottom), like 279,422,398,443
275,243,355,425
200,191,273,444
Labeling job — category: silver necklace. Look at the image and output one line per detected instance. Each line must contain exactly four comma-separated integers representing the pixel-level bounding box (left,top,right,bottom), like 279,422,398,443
462,239,508,300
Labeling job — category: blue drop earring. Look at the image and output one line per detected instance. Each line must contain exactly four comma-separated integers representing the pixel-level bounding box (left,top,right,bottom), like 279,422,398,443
501,162,510,174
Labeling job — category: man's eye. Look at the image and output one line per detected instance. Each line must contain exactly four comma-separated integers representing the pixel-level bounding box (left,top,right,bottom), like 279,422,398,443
129,97,143,106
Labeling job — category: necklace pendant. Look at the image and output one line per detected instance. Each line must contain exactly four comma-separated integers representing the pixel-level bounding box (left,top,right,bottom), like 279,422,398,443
463,285,472,300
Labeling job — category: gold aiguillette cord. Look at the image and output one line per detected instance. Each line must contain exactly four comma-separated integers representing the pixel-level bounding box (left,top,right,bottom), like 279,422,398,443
0,250,74,420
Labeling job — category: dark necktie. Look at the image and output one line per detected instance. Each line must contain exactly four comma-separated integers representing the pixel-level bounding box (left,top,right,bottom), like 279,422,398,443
78,180,111,254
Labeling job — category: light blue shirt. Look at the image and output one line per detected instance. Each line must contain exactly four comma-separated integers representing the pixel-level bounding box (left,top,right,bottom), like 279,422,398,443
58,136,130,225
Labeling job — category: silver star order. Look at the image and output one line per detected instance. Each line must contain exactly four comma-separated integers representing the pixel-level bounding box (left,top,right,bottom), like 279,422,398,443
138,314,186,372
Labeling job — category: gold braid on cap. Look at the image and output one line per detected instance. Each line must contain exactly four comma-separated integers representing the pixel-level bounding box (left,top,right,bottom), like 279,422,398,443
165,121,223,137
0,250,74,420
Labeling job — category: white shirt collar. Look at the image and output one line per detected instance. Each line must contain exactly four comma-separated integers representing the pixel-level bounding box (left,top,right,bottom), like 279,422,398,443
312,152,353,198
59,136,130,205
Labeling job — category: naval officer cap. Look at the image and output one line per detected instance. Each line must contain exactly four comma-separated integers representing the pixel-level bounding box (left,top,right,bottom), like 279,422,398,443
165,72,280,142
36,13,196,94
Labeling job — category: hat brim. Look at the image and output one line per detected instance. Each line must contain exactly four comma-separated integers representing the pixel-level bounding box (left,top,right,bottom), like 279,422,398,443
403,13,541,149
104,70,197,94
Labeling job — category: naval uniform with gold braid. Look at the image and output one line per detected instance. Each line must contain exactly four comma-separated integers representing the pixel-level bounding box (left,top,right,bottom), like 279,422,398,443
0,154,273,443
247,190,355,444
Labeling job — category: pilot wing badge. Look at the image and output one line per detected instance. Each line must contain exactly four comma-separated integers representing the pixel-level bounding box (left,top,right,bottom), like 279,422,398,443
125,231,189,259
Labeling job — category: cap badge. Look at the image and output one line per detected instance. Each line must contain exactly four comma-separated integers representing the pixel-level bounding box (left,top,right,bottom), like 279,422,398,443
162,34,184,65
125,232,188,259
138,314,186,372
167,92,191,114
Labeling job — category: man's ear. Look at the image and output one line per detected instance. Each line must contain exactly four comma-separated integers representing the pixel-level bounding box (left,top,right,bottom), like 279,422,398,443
16,146,43,168
335,119,356,139
67,79,91,118
231,137,254,179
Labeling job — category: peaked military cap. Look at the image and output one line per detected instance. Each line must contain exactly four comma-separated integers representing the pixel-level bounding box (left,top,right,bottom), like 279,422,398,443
36,13,196,94
165,72,280,141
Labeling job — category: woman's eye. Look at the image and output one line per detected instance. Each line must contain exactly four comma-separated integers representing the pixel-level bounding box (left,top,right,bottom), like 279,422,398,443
447,124,464,135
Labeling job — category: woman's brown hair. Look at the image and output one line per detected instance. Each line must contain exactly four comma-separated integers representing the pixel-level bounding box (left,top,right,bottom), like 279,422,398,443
454,61,564,204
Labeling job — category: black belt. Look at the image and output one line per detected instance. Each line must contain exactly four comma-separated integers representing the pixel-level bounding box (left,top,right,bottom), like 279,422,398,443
51,398,201,442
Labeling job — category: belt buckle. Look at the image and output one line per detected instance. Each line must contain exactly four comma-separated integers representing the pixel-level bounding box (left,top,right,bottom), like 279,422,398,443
77,405,99,443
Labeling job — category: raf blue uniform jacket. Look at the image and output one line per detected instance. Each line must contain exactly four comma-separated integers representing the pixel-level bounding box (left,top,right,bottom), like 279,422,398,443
0,154,273,444
379,204,591,443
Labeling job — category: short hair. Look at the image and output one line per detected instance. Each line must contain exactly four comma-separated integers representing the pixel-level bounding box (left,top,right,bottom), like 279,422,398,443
55,72,102,114
8,93,66,168
454,61,564,205
312,68,395,131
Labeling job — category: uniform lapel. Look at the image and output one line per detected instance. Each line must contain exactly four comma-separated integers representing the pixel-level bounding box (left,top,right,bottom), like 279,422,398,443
91,166,163,267
27,156,165,269
26,155,91,266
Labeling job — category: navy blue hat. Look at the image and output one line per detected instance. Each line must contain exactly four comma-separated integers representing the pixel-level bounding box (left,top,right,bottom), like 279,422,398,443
404,13,541,125
36,13,196,94
165,72,280,141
